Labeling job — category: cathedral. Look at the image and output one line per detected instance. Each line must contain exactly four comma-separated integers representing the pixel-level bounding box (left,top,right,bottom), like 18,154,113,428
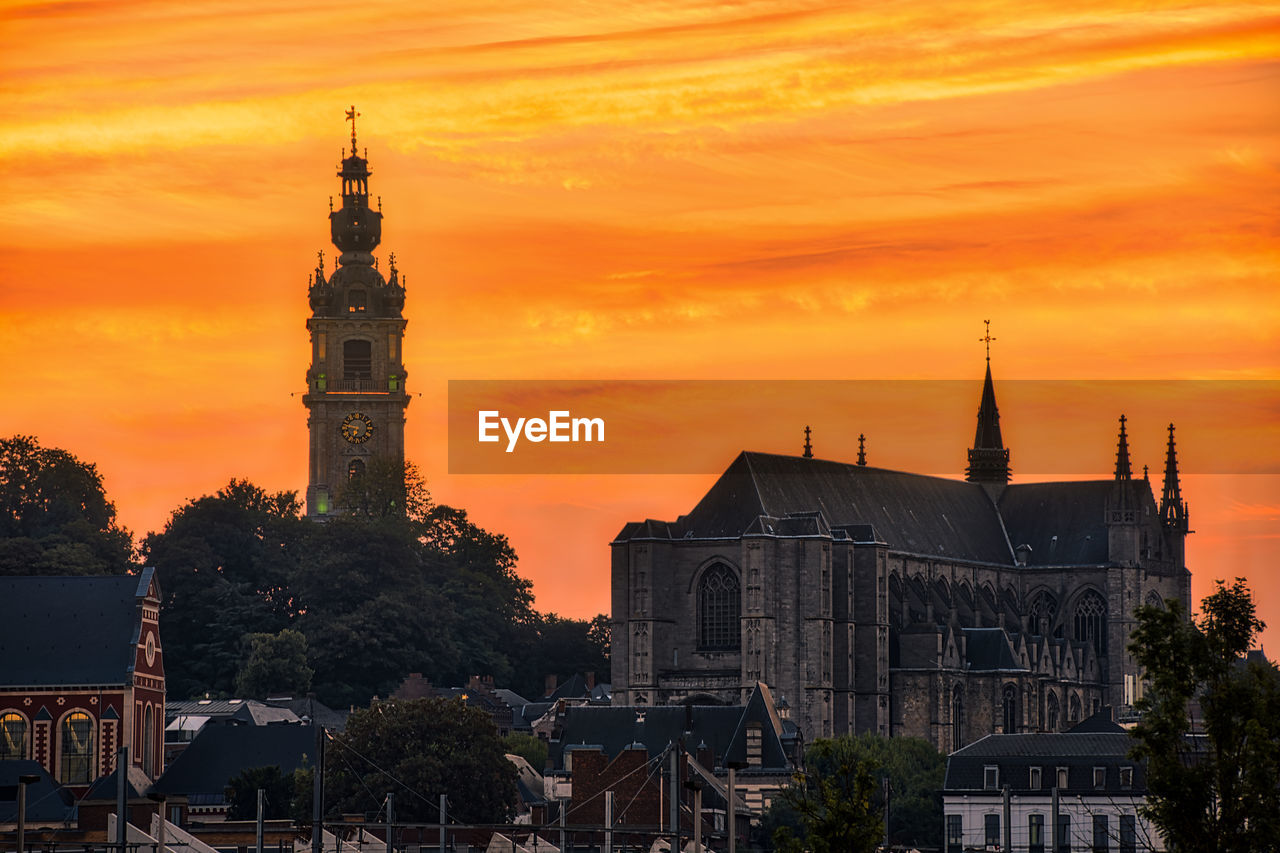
609,351,1191,752
303,110,409,517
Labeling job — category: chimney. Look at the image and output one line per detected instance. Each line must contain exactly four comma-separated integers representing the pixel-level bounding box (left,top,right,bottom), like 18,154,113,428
586,671,596,690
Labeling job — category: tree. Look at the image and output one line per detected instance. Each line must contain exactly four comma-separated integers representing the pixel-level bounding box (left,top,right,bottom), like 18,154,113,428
226,765,303,821
236,629,314,699
325,698,517,824
1128,578,1280,852
0,435,134,576
503,732,548,772
335,457,432,522
142,480,306,698
770,737,885,853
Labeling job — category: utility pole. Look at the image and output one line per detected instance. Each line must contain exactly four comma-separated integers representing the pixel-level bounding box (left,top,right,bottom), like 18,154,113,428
439,794,447,853
1002,785,1011,853
256,789,266,853
603,791,613,853
312,726,325,853
385,793,395,853
117,746,129,853
17,773,39,853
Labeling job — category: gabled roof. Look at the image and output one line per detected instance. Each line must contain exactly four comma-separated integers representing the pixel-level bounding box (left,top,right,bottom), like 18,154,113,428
0,570,154,687
83,764,154,802
962,628,1027,672
945,732,1145,795
998,482,1114,565
151,721,316,797
0,760,75,824
658,452,1014,564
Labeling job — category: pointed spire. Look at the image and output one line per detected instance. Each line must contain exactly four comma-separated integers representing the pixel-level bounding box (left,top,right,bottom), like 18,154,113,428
1143,464,1149,481
1160,423,1187,530
345,105,361,155
1114,415,1132,480
857,433,867,466
802,425,813,458
966,322,1010,485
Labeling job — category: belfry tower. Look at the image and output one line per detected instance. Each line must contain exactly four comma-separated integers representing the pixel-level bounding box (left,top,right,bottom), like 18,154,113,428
303,108,409,517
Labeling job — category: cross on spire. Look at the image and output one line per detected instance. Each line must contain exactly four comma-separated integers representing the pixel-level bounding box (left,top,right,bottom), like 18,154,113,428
857,433,867,466
345,105,361,154
979,319,996,362
802,425,813,458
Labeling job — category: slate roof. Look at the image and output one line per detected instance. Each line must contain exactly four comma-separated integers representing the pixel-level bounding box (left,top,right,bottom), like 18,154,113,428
0,571,152,687
0,760,75,824
83,764,154,802
166,699,299,727
945,733,1146,795
151,721,316,798
962,628,1026,672
998,482,1115,566
621,452,1015,564
617,452,1134,570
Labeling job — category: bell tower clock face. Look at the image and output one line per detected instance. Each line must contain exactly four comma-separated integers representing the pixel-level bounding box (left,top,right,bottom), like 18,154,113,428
341,412,375,444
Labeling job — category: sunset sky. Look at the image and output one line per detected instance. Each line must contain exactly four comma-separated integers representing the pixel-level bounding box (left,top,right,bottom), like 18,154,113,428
2,1,1278,646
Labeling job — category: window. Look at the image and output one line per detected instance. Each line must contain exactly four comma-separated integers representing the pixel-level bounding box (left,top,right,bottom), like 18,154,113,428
143,704,154,774
746,723,762,766
59,711,94,784
1069,693,1082,723
697,563,740,650
348,290,367,312
1092,814,1109,852
1028,590,1059,637
1093,766,1106,789
984,765,999,790
0,712,27,760
952,685,964,752
1002,682,1018,732
1030,766,1042,789
1057,814,1071,853
984,814,1000,848
343,339,372,380
348,458,365,480
946,815,962,853
1119,815,1136,853
1057,766,1069,790
1073,590,1108,656
1029,814,1046,853
1119,766,1133,789
1047,691,1060,731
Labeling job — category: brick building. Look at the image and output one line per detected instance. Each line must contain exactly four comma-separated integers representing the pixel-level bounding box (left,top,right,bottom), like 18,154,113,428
610,361,1191,751
0,569,165,794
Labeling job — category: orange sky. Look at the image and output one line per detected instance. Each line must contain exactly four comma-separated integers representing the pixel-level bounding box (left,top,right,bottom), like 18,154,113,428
2,0,1278,648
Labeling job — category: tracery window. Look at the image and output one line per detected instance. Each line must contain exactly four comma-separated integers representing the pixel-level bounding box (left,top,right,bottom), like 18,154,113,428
1145,590,1165,610
1002,683,1018,733
1046,691,1060,732
698,563,741,651
1073,590,1108,656
1028,590,1059,637
0,712,26,760
1069,693,1082,724
60,711,94,784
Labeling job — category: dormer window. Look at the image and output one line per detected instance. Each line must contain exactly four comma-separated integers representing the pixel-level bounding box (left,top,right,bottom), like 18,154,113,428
1030,766,1042,789
348,290,367,312
984,765,999,790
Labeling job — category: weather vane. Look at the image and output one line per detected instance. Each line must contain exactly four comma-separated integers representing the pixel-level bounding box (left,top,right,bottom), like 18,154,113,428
345,105,360,154
979,319,996,362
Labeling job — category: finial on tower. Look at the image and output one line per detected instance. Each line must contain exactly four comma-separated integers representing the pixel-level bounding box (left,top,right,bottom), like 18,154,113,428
979,319,996,363
857,433,867,466
802,425,813,458
1114,415,1132,480
1160,422,1188,531
345,105,361,155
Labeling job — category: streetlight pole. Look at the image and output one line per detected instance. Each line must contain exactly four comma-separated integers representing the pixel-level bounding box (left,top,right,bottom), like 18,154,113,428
17,773,40,853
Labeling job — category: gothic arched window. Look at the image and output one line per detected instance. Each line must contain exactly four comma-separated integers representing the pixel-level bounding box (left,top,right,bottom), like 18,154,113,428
343,339,372,380
1028,590,1059,638
952,686,964,751
1068,693,1082,724
1145,590,1165,610
1002,683,1018,733
1073,590,1108,656
59,711,94,784
698,563,741,651
0,712,26,760
143,705,155,774
1046,691,1060,732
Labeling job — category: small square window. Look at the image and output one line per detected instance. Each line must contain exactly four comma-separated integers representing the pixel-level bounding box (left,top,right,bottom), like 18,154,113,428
1030,766,1043,789
1120,766,1133,788
1094,766,1106,789
984,765,999,790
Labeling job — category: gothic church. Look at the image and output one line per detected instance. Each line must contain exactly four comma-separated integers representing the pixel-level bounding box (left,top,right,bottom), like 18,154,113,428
610,356,1191,752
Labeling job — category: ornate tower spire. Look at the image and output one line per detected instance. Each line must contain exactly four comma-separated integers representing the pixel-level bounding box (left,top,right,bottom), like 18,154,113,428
857,433,867,466
329,105,381,269
1160,423,1187,531
966,321,1010,486
802,425,813,458
1114,415,1132,480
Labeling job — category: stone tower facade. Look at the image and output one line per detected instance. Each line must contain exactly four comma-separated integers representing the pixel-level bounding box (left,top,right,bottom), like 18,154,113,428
303,111,409,517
